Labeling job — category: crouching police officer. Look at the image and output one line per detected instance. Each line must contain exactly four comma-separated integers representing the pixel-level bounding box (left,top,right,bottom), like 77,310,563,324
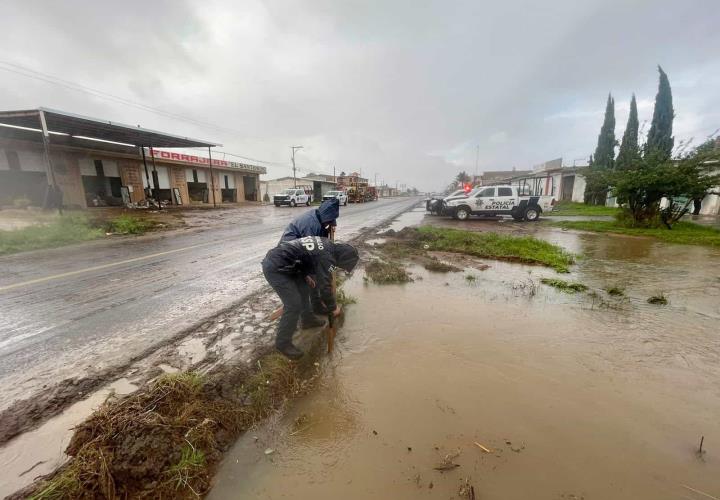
262,236,359,360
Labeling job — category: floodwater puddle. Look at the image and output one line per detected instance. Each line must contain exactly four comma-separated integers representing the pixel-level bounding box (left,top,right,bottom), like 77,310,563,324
210,229,720,500
0,377,138,498
383,205,426,232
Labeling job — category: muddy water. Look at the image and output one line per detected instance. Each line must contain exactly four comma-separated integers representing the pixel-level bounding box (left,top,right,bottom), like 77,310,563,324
0,378,138,498
210,229,720,500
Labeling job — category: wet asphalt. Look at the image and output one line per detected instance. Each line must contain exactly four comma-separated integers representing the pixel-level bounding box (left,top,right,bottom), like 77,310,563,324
0,197,420,408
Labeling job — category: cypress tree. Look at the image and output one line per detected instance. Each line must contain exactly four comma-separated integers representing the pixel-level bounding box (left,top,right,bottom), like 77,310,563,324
584,94,615,204
616,94,639,170
645,65,674,160
593,94,616,169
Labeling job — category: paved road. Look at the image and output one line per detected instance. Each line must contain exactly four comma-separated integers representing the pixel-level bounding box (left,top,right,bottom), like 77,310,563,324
0,197,420,407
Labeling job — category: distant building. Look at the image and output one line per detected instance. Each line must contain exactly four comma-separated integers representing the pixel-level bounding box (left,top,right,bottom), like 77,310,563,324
504,158,585,202
471,168,532,186
261,174,337,201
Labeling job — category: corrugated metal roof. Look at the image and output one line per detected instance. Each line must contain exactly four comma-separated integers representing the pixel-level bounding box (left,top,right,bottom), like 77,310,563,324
0,107,220,148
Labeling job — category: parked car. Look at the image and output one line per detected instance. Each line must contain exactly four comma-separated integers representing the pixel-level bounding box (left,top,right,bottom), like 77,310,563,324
273,188,311,207
426,189,469,215
442,185,555,221
322,190,348,206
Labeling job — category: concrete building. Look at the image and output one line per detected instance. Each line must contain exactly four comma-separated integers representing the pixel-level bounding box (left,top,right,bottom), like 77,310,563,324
471,168,532,186
502,158,586,202
0,108,265,209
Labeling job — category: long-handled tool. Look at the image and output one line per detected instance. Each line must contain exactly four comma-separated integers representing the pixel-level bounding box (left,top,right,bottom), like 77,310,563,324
325,225,338,353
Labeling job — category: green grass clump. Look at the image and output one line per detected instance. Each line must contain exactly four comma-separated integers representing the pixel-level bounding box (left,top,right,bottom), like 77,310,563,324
0,215,103,255
540,277,588,293
606,285,625,296
365,259,413,284
647,293,668,305
547,220,720,247
465,274,477,282
106,214,152,234
168,442,206,491
550,201,620,216
417,226,574,273
423,259,461,273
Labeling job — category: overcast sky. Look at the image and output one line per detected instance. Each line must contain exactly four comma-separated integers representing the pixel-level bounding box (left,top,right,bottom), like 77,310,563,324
1,0,719,190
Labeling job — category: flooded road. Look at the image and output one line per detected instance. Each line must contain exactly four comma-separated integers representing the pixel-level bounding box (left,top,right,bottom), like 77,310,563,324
210,219,720,500
0,197,420,411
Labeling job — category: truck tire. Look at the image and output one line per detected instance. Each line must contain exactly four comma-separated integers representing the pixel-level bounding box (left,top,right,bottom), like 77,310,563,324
344,200,347,206
274,202,280,207
306,199,311,206
290,200,297,207
523,206,540,221
454,206,471,221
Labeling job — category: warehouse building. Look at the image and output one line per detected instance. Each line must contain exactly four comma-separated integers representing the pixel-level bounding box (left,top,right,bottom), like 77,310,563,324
0,108,265,209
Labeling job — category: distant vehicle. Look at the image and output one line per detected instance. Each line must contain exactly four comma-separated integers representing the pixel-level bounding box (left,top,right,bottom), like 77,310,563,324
426,189,469,215
322,190,348,206
442,185,555,221
273,188,311,207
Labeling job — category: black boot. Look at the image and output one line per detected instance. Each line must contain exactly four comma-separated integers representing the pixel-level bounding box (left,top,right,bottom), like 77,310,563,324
277,343,304,360
301,315,326,329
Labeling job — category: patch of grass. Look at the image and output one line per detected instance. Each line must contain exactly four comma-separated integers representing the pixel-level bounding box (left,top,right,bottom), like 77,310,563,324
647,293,668,305
550,201,620,216
417,226,574,273
168,442,206,493
365,259,413,284
548,220,720,247
540,277,588,293
25,351,309,499
465,274,477,282
106,214,153,234
606,285,625,296
0,215,103,255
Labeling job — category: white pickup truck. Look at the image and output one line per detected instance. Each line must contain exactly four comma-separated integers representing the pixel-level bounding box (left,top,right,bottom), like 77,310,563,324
442,185,555,221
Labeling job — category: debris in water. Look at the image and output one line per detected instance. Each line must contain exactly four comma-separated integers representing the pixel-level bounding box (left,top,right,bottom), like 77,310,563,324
474,442,492,453
264,448,275,455
407,446,412,452
696,435,706,459
458,478,476,500
428,481,434,489
647,293,668,305
372,430,378,435
434,450,461,471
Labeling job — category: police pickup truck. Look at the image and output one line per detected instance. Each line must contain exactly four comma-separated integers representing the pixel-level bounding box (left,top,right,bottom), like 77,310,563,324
442,185,555,221
273,188,312,207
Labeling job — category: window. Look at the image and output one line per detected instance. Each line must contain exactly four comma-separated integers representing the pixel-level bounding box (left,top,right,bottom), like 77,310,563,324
498,187,513,196
476,187,495,197
296,190,303,195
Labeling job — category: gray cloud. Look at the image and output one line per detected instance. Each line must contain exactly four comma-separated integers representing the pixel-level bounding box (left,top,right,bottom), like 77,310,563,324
1,0,718,190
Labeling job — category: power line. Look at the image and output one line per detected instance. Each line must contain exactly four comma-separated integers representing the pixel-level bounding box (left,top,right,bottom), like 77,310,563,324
0,60,340,178
0,61,245,137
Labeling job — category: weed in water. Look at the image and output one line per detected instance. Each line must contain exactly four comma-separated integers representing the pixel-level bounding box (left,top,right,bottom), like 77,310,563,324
423,259,461,273
465,274,477,282
647,293,668,305
365,259,413,284
606,285,625,296
540,277,588,293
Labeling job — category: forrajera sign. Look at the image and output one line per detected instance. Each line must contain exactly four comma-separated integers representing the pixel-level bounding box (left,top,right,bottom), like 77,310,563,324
148,148,266,174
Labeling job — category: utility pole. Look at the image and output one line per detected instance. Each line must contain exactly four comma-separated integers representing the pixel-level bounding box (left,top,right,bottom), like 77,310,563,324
291,145,303,188
474,144,480,182
374,173,378,187
333,165,336,183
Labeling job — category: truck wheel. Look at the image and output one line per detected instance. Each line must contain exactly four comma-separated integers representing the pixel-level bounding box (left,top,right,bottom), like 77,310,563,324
290,200,297,207
274,202,280,207
306,199,311,206
455,207,470,221
344,200,347,206
524,207,540,221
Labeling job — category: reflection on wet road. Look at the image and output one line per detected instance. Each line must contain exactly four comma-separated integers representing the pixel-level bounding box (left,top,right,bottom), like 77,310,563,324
0,197,420,408
210,215,720,500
